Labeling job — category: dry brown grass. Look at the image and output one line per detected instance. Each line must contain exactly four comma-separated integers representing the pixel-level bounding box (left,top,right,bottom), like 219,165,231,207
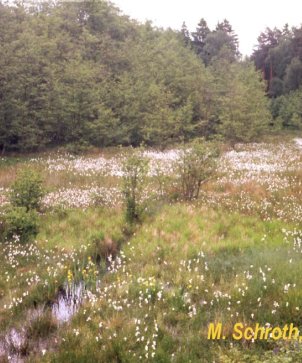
0,166,18,188
99,236,118,260
239,182,269,200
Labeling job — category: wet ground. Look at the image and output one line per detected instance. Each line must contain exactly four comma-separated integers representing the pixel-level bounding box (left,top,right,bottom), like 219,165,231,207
0,281,85,362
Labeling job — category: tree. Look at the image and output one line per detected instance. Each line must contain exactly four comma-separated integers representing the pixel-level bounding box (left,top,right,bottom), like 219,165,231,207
272,88,302,129
180,22,191,47
191,18,210,56
252,24,302,97
216,19,240,56
191,18,240,65
284,57,302,92
212,60,271,143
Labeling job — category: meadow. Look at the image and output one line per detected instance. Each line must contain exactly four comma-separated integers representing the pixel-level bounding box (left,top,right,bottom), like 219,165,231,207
0,135,301,362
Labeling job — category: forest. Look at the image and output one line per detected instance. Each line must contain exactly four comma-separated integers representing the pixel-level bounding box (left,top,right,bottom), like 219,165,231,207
0,0,295,153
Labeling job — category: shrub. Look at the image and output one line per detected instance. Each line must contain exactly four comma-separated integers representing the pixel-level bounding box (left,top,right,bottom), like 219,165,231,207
175,139,220,200
10,169,44,211
3,206,39,243
122,149,149,224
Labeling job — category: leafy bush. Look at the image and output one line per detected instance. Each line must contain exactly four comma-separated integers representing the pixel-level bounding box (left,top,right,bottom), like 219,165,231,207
10,169,44,211
271,88,302,129
3,206,38,243
122,149,149,224
175,139,220,200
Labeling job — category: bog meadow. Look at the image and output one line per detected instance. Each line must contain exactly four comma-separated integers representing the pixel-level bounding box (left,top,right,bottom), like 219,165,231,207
0,1,302,362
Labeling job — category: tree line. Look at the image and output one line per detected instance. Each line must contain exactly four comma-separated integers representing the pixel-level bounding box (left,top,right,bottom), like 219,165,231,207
0,0,279,153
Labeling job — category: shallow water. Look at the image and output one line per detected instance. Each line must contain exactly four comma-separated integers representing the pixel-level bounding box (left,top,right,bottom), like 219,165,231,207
51,281,85,323
0,281,85,362
0,328,26,363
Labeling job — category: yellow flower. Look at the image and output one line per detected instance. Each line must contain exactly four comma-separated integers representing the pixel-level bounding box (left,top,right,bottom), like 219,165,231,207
67,270,73,282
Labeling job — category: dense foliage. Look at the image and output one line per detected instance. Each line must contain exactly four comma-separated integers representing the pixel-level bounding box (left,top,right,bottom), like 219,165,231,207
182,18,240,65
2,206,38,243
0,0,270,152
1,169,44,242
10,169,44,211
122,149,149,224
252,25,302,96
252,25,302,129
176,139,219,200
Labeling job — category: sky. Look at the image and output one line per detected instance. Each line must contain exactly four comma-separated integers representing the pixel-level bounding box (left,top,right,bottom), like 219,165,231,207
112,0,302,56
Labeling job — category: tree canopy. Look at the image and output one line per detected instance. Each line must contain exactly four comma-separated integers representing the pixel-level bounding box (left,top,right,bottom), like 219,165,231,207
0,0,272,153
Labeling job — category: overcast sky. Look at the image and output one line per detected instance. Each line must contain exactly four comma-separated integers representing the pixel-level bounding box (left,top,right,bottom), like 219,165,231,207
112,0,302,56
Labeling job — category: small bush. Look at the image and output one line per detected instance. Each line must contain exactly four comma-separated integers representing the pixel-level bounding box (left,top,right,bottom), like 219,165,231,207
122,149,149,224
3,206,39,243
175,139,220,200
10,169,44,211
